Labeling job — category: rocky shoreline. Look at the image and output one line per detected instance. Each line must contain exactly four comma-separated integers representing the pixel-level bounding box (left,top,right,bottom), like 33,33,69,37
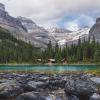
0,73,100,100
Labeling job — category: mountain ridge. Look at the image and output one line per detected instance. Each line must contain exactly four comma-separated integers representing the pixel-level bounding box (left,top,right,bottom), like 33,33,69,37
0,3,99,48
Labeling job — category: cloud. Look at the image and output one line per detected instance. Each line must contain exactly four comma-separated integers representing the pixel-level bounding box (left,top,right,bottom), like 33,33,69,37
0,0,100,29
65,22,79,31
64,15,94,31
75,15,94,27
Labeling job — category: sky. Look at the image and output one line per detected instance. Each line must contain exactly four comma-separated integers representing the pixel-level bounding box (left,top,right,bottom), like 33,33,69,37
0,0,100,31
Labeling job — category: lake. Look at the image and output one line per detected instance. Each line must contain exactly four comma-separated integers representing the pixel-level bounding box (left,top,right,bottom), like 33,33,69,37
0,65,99,72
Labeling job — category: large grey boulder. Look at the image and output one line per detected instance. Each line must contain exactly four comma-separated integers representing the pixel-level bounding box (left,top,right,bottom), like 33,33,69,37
90,77,100,85
16,92,46,100
27,81,46,90
65,79,97,100
66,95,79,100
0,79,23,98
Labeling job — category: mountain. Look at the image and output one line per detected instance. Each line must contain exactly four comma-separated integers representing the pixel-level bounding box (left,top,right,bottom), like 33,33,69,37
89,17,100,42
17,17,52,48
0,3,51,49
48,27,90,46
17,16,37,33
66,27,90,45
0,3,26,33
48,27,71,33
0,3,29,45
0,3,96,48
47,27,72,45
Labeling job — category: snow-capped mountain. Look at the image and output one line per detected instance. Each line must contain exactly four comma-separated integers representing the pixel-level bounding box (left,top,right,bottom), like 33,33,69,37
48,27,71,33
0,3,99,49
48,27,90,46
71,27,90,41
48,27,72,42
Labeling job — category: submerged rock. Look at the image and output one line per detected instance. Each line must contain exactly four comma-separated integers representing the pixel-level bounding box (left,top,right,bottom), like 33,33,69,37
0,79,23,98
65,79,97,100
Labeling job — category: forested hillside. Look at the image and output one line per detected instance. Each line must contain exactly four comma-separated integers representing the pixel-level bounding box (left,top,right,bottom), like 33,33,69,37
0,27,39,63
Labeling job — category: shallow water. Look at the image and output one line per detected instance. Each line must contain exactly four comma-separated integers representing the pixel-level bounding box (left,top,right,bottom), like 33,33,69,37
0,65,99,72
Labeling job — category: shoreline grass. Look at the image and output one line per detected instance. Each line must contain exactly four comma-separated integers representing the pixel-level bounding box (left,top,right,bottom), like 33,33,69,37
0,70,100,76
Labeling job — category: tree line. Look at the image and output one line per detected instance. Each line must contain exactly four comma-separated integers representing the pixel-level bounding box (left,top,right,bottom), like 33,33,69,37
0,26,100,64
41,37,100,63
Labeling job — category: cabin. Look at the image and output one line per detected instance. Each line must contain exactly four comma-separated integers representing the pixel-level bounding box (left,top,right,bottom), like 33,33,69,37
61,58,68,64
48,59,55,64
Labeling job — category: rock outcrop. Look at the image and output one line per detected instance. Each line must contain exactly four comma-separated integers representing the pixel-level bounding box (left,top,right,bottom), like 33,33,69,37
0,3,5,11
89,17,100,42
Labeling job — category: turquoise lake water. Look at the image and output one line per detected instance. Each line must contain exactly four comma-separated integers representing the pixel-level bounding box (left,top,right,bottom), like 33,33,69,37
0,65,99,72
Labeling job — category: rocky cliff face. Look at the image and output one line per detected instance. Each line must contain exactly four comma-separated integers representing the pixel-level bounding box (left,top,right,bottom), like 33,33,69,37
17,17,52,47
0,4,26,33
89,17,100,42
17,17,37,33
0,3,5,11
0,3,51,49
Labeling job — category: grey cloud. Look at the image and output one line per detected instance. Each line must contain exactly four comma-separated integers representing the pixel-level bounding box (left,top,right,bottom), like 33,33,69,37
0,0,100,28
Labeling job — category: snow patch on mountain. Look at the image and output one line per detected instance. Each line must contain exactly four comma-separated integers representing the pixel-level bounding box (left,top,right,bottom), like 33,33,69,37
48,27,90,46
72,28,90,41
58,39,66,45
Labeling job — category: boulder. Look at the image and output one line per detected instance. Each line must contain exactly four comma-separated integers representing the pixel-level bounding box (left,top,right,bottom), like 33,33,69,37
0,79,23,98
39,76,50,81
16,92,46,100
27,81,46,90
65,79,97,100
90,77,100,85
66,95,79,100
90,93,100,100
